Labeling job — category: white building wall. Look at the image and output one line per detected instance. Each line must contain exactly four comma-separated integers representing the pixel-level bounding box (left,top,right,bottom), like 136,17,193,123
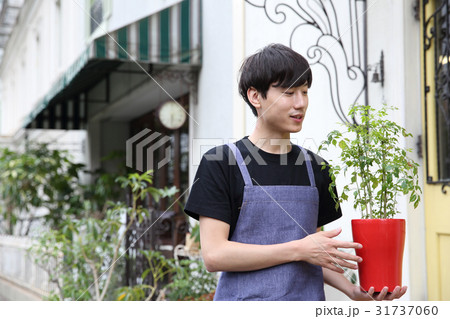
402,0,427,301
365,0,425,301
0,0,87,136
189,0,247,188
194,1,235,138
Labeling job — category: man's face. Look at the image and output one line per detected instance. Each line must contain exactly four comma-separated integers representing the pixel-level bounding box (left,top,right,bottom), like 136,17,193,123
256,83,309,134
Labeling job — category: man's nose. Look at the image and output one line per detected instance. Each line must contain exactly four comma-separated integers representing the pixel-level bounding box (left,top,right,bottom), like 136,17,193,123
293,92,307,109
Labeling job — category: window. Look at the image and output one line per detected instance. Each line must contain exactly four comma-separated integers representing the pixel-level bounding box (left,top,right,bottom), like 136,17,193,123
424,0,450,181
90,0,103,34
436,3,450,180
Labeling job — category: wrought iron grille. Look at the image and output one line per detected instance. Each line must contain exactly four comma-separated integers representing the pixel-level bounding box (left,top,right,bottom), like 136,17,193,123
245,0,368,125
423,0,450,192
124,208,188,295
125,94,190,293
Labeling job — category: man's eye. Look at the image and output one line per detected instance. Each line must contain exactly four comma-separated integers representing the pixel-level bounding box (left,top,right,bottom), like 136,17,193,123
284,91,294,95
303,91,308,95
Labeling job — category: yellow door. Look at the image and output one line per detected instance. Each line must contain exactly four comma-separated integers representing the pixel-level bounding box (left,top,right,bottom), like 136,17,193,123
421,0,450,301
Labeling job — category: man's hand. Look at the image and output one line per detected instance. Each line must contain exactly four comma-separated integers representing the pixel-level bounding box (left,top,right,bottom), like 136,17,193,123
350,286,408,301
296,228,362,272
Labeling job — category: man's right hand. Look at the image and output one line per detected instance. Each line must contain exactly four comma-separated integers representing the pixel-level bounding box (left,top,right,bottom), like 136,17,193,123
295,228,362,273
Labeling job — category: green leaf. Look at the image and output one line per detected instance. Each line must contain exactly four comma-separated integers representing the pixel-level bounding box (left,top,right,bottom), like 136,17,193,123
142,268,151,280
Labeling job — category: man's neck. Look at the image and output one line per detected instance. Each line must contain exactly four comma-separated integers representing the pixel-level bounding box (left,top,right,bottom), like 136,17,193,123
248,131,292,154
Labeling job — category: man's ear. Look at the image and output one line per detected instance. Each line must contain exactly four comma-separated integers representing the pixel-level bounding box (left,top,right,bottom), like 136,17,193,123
247,87,261,109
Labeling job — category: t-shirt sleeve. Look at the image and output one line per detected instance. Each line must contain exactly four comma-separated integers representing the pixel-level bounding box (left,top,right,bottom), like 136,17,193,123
316,159,343,228
184,147,233,226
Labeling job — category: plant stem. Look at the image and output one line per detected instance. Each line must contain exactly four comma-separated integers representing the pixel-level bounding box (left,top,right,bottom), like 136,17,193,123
7,203,14,235
382,133,387,219
99,191,140,301
146,286,157,301
81,245,100,300
363,144,374,219
356,131,370,218
39,261,64,300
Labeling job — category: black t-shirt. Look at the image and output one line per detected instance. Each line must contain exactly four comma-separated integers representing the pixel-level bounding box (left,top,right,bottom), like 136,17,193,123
184,137,342,239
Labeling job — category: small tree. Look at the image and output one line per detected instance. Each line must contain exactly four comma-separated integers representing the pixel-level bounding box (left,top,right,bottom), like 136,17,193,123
319,105,421,219
0,145,84,235
30,170,177,300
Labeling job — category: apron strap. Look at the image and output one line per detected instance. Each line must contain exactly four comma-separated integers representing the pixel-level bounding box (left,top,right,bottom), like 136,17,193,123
299,146,316,188
227,143,253,187
228,142,316,188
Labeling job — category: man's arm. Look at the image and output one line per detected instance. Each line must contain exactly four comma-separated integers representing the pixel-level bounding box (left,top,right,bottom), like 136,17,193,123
199,216,361,272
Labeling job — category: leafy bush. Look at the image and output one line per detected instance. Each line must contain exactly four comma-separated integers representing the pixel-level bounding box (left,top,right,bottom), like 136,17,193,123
165,259,217,301
319,105,421,218
0,145,84,235
30,171,177,300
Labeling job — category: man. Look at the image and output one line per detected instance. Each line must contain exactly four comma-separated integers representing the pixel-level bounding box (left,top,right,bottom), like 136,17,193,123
184,43,407,301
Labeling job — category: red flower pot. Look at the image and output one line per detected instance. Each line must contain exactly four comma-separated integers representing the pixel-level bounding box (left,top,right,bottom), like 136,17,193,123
351,219,406,292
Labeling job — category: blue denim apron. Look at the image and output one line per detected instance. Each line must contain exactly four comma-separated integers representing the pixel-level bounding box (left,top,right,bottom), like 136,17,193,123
213,143,325,301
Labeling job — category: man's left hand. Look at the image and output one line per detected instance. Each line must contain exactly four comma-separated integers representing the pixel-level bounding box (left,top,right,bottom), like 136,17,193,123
351,286,407,301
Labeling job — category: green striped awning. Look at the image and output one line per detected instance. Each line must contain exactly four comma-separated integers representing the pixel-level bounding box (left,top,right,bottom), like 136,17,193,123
94,0,201,64
23,0,201,129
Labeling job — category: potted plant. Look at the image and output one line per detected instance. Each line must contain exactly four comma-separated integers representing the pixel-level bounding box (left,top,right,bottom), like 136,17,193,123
319,104,422,292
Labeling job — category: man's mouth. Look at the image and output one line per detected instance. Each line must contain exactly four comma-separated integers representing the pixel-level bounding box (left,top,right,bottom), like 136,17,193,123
290,115,303,120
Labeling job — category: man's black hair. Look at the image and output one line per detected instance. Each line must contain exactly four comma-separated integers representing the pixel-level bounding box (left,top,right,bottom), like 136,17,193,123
238,43,312,116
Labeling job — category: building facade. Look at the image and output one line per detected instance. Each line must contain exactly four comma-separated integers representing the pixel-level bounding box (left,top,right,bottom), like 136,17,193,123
0,0,448,300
